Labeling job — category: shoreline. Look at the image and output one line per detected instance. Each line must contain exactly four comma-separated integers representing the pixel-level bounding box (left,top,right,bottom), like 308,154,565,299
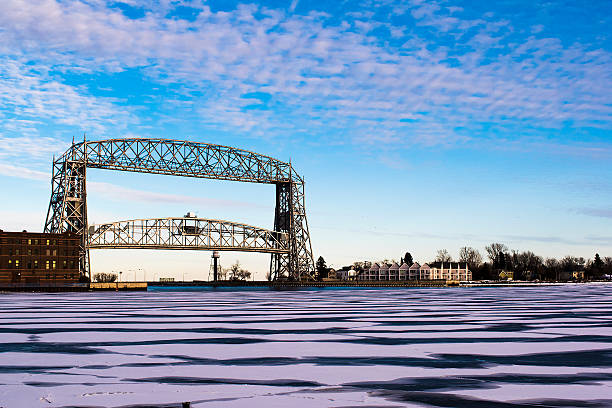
0,280,610,292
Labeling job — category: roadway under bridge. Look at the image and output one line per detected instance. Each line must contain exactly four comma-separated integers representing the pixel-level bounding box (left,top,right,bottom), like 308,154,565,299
44,138,315,281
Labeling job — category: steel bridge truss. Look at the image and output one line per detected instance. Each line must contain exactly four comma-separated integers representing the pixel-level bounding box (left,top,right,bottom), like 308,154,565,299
44,138,315,281
88,217,288,254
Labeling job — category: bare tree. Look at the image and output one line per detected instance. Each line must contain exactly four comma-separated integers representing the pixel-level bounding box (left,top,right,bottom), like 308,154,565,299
435,249,452,262
93,272,117,283
545,258,560,281
513,251,543,279
226,261,251,281
485,243,509,269
458,247,482,270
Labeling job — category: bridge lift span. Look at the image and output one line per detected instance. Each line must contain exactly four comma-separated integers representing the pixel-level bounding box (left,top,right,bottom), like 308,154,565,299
44,138,315,281
88,216,289,254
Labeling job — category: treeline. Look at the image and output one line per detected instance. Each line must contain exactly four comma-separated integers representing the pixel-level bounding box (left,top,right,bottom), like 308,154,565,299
422,244,611,281
318,245,612,281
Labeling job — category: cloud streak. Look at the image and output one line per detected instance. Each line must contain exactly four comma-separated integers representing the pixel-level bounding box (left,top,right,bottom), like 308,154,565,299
576,208,612,219
88,181,266,209
0,163,265,210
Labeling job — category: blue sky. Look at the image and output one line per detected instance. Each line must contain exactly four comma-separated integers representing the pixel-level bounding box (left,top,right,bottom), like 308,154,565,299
0,0,611,280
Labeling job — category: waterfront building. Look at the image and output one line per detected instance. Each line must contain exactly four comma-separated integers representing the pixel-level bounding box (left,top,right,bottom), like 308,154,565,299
0,230,81,285
378,263,389,280
336,268,357,280
367,263,379,280
358,260,472,281
558,270,585,281
409,262,420,280
388,262,399,280
399,262,409,280
427,262,471,281
420,263,431,280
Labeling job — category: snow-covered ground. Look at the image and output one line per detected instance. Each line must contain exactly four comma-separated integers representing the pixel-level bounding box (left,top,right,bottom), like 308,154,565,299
1,285,611,407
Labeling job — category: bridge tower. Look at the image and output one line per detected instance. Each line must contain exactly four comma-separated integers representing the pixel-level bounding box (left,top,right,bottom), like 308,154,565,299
44,144,89,277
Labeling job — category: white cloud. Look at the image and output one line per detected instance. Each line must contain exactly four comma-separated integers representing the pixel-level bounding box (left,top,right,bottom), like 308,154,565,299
0,135,66,160
0,0,609,150
0,162,49,180
0,57,135,136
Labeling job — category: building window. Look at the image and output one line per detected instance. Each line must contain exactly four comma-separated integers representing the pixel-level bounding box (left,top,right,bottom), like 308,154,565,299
46,249,50,256
46,239,49,245
46,261,50,270
34,239,38,245
15,249,20,255
52,240,56,245
34,260,38,269
52,261,56,270
63,260,67,268
28,249,32,256
8,260,12,268
15,260,20,268
52,249,57,256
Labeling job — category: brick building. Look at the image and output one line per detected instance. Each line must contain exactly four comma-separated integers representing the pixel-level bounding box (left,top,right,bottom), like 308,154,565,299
0,230,81,285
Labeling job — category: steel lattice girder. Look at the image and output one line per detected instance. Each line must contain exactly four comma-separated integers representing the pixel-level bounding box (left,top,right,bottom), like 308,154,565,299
88,217,289,253
44,138,315,280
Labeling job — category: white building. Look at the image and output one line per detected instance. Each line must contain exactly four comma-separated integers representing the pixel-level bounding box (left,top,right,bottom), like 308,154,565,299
337,269,357,280
359,261,471,281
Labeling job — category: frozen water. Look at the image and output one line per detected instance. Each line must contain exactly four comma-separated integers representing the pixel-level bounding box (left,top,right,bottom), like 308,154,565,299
1,285,612,407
